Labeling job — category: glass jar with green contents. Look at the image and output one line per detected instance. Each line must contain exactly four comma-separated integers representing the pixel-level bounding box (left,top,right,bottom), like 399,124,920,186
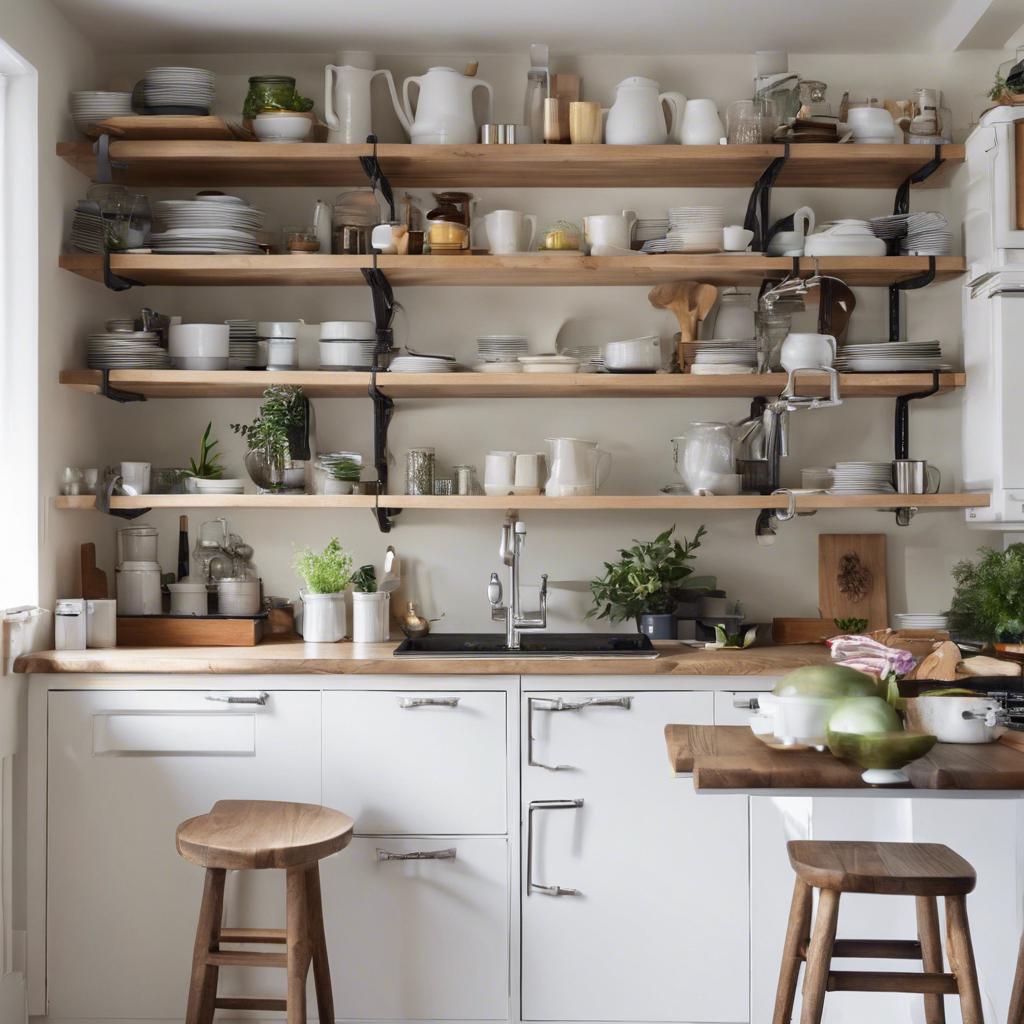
243,76,314,118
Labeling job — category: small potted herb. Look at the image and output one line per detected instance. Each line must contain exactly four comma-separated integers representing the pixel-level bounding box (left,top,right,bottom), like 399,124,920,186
183,422,224,492
948,544,1024,646
587,525,715,639
231,385,311,493
351,564,390,643
294,538,353,642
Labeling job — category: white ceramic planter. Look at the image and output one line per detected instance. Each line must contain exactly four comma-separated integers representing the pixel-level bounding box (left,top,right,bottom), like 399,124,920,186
299,591,347,642
352,591,390,643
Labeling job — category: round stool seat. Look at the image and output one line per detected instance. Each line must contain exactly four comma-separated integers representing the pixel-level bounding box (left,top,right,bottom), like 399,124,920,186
176,799,354,870
788,840,976,896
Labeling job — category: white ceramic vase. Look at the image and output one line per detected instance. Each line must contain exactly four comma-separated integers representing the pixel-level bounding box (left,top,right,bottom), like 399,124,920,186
352,591,390,643
299,591,347,642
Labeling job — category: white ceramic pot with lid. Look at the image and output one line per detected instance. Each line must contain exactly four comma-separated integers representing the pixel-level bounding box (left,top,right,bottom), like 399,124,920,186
115,561,162,616
168,580,209,617
117,525,158,564
217,577,261,616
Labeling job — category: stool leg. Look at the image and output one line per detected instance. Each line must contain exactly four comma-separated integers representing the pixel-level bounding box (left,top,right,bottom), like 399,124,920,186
800,888,840,1024
1008,930,1024,1024
944,894,983,1024
185,867,225,1024
305,864,335,1024
773,878,813,1024
916,895,947,1024
286,865,313,1024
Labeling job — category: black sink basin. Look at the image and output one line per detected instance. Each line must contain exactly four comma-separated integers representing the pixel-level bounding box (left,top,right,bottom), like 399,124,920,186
392,632,659,658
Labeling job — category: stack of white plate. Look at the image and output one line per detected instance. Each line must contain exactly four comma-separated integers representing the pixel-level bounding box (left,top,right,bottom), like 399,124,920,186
477,335,528,362
192,478,246,496
225,319,260,369
804,220,887,257
153,195,264,254
893,612,948,631
106,318,138,332
835,340,944,372
828,462,895,494
870,212,951,256
144,67,215,112
87,331,170,370
69,204,106,252
690,339,757,375
635,218,669,243
69,91,133,133
642,207,723,254
389,355,456,373
518,355,581,374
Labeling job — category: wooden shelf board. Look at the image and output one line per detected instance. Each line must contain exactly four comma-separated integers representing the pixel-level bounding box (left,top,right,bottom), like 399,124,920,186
60,252,965,288
59,369,966,400
55,493,989,512
57,141,964,189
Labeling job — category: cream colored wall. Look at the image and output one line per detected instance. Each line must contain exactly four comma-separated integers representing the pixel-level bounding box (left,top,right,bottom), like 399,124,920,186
71,48,1013,629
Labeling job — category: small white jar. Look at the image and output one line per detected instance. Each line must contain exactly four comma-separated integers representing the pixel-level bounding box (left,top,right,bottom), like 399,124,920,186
352,591,390,643
168,580,209,617
217,577,261,616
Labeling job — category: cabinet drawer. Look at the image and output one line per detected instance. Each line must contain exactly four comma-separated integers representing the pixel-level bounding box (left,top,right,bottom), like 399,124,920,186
324,690,507,834
321,836,510,1020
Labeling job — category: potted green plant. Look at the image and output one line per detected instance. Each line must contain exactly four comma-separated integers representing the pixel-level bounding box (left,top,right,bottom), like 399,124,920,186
294,538,354,642
351,564,390,643
231,385,311,494
587,525,715,640
948,544,1024,645
183,422,224,493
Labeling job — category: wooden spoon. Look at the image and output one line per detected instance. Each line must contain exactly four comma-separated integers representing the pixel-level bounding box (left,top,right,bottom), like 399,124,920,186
648,282,698,339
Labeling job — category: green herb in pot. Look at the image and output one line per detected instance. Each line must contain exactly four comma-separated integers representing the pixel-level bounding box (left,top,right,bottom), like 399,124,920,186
293,538,353,595
948,544,1024,644
184,422,224,481
352,564,378,593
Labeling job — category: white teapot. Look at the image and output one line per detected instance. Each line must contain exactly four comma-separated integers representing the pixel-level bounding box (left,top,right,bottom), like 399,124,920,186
390,66,493,145
603,77,686,145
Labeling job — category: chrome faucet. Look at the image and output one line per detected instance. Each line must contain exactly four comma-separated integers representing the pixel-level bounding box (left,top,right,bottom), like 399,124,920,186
488,515,548,649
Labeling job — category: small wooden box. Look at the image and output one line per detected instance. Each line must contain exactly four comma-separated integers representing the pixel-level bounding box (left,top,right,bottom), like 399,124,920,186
117,614,266,647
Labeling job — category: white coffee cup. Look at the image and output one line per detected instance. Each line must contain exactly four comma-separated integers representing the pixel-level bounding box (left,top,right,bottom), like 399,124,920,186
514,453,543,494
484,451,516,496
484,210,537,255
120,461,151,494
583,210,637,255
723,225,755,251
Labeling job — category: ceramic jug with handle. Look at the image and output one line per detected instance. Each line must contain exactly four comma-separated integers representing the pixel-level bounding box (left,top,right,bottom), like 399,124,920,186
391,66,493,145
324,58,397,144
603,77,686,145
545,437,612,497
779,332,836,373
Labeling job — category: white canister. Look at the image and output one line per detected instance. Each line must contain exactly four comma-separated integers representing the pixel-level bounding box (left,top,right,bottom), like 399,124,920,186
117,525,158,563
168,580,209,617
266,337,297,369
54,599,88,650
217,577,261,616
298,591,347,642
115,563,162,616
86,599,117,648
352,591,390,643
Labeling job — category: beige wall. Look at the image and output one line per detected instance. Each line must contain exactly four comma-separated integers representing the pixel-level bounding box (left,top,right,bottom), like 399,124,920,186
62,47,1013,629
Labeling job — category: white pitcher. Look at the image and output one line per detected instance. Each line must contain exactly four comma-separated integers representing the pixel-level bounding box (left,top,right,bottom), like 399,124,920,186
324,59,397,144
545,437,612,497
582,210,637,255
390,66,494,145
603,77,686,145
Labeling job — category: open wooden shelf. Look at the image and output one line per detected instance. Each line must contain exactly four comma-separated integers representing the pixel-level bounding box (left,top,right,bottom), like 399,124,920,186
55,493,990,513
59,369,966,400
57,141,964,190
60,252,965,288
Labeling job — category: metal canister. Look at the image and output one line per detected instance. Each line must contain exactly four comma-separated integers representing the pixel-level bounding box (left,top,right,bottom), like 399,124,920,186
405,448,436,496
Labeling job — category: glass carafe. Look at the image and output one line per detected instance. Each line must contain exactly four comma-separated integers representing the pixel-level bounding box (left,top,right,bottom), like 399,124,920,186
671,423,735,495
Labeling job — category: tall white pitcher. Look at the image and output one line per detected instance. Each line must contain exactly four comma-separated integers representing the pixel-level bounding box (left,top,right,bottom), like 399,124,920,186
324,52,396,144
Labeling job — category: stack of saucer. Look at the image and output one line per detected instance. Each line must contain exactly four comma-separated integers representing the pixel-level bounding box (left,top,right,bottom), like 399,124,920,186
191,478,246,496
869,212,952,256
106,317,138,332
69,91,133,134
892,612,948,631
642,207,723,253
69,203,106,253
153,195,263,254
689,339,757,375
828,462,895,495
87,331,170,370
477,335,528,362
225,320,261,369
390,354,456,373
143,67,215,113
835,340,944,372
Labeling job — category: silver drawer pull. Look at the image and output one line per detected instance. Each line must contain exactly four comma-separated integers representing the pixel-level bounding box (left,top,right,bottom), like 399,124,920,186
377,848,457,862
732,696,761,711
204,692,269,706
398,696,460,709
534,696,633,712
527,799,583,897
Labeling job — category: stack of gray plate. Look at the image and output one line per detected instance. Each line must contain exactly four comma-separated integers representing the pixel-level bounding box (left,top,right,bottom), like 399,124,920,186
153,195,263,254
144,67,215,113
225,319,261,369
87,331,170,370
835,340,944,372
69,203,106,252
69,91,132,133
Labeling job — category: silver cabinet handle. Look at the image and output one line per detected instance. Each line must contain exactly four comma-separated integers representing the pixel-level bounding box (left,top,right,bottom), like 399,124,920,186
204,692,269,706
398,696,460,709
527,696,632,770
527,799,583,897
732,696,761,711
377,847,457,862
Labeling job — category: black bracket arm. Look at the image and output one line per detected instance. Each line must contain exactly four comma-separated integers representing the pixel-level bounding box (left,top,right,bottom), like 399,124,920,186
888,255,936,342
743,144,789,254
95,473,151,520
893,144,944,216
99,369,146,404
92,133,126,185
894,369,941,461
103,250,144,292
359,133,396,222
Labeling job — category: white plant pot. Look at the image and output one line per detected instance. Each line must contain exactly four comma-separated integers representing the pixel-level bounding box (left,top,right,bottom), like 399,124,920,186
352,591,390,643
298,591,347,642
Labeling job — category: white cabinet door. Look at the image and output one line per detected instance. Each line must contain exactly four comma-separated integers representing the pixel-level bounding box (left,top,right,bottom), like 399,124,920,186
324,688,507,834
46,689,321,1022
320,836,510,1021
521,689,749,1023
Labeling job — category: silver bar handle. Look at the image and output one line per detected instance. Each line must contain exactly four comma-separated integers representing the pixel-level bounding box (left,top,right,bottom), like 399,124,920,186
398,696,460,709
527,698,570,770
732,696,761,711
204,692,269,706
377,848,456,862
527,799,583,897
534,696,633,712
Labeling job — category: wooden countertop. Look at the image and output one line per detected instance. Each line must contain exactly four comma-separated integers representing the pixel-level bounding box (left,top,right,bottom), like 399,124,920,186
15,639,833,676
665,725,1024,791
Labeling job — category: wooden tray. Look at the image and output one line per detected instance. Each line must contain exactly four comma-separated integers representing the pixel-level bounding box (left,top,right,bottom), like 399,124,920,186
84,115,237,140
116,613,266,647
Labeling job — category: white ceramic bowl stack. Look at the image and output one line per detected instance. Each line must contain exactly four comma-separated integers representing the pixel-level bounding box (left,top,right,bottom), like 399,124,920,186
828,462,895,495
643,207,723,253
804,220,887,257
70,91,133,134
144,67,215,113
153,194,264,254
518,355,581,374
318,321,379,370
169,323,230,370
191,478,246,495
474,335,528,372
225,320,260,369
87,331,170,370
389,354,456,374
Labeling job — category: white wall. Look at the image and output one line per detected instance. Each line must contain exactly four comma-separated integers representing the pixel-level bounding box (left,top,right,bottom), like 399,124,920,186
59,47,1013,630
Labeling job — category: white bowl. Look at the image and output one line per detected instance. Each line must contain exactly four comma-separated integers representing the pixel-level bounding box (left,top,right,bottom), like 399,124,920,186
169,323,229,358
258,321,304,339
172,356,230,370
473,361,525,374
522,360,581,374
604,336,662,372
253,112,312,143
319,321,376,341
319,340,374,367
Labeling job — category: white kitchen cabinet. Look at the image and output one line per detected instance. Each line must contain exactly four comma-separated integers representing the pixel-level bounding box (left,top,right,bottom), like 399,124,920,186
46,688,321,1022
521,687,749,1023
320,836,510,1021
324,687,508,834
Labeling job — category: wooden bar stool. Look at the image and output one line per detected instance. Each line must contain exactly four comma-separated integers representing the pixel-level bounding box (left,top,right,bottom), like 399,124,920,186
176,799,354,1024
773,840,983,1024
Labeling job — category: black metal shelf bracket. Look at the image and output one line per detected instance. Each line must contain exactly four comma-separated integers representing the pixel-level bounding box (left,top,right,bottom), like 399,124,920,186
103,250,144,292
893,368,941,527
743,143,789,254
92,133,126,185
99,369,146,404
888,254,936,342
359,133,396,221
893,144,944,216
96,474,151,520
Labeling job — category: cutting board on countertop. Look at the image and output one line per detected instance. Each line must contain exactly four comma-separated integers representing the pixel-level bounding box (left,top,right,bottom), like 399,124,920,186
818,533,888,628
80,543,108,600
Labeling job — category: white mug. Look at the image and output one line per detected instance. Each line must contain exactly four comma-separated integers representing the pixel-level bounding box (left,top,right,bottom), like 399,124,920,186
723,225,755,251
583,210,637,255
484,451,516,496
514,453,543,494
680,98,725,145
483,210,537,255
120,461,151,495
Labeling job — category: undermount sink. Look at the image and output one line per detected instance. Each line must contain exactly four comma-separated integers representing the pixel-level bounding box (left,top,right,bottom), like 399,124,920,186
392,632,659,658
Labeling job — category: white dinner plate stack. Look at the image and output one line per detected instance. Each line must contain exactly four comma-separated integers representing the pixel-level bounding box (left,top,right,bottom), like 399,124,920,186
642,207,723,253
828,462,895,495
144,67,215,112
835,340,944,372
389,354,456,373
225,319,260,369
869,212,952,256
69,203,106,252
87,331,170,370
892,612,948,631
689,339,757,374
153,195,264,254
69,91,133,133
192,478,246,495
477,335,528,363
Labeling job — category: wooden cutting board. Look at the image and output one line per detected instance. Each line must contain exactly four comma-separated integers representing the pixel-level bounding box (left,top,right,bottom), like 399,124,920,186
84,115,236,140
80,543,108,600
818,533,888,629
771,618,838,645
117,615,264,647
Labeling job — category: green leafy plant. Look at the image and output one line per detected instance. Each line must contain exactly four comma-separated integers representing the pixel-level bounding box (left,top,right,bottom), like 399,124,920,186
989,72,1010,101
352,565,378,593
184,422,224,480
587,525,714,623
948,544,1024,644
231,386,307,463
712,624,758,649
293,538,354,595
834,617,869,634
329,457,362,483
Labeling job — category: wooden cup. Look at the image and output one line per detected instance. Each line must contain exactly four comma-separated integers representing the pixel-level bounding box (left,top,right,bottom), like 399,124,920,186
569,101,603,144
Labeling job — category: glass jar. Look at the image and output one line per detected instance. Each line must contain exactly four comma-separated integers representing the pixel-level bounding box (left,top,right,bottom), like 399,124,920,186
405,448,435,495
711,288,755,341
243,75,312,118
332,188,380,255
755,309,792,373
426,198,470,252
539,219,581,251
453,464,478,496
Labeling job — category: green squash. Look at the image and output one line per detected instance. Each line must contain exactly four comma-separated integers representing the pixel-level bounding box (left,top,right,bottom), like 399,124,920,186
773,664,879,700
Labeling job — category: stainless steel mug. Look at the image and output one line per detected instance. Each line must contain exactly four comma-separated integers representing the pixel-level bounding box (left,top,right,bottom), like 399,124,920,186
891,459,941,494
